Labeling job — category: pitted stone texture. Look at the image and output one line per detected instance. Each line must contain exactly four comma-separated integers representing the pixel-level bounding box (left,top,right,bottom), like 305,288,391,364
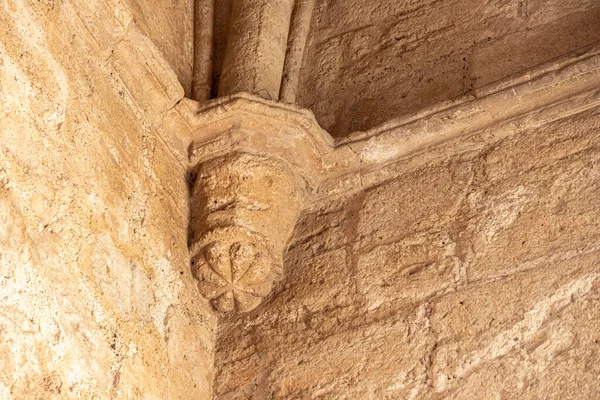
0,0,214,398
218,0,294,99
192,228,279,313
297,0,600,136
213,107,600,399
190,152,305,313
124,0,194,96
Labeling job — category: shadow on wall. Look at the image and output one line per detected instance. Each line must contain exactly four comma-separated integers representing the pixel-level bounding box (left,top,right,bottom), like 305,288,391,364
297,0,600,137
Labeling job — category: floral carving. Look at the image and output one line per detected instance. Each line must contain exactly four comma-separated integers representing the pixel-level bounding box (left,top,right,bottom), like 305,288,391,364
188,151,305,313
192,240,278,313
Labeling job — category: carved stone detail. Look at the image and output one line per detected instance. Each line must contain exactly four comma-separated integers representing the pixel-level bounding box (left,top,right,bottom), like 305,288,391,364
185,94,344,313
189,151,305,313
191,227,279,313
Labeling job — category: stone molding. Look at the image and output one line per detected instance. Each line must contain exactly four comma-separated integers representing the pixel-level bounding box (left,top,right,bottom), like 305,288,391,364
180,42,600,313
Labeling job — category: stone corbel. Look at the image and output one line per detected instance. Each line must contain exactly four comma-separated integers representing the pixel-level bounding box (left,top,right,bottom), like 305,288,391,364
185,93,347,313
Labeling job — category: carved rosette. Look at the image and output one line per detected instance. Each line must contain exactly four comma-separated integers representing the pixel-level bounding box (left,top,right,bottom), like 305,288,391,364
189,152,305,313
191,227,281,312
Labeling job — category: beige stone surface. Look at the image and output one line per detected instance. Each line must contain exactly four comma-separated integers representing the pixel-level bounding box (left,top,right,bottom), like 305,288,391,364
213,107,600,399
126,0,194,96
3,0,600,398
0,0,214,398
218,0,295,100
190,153,305,313
297,0,600,136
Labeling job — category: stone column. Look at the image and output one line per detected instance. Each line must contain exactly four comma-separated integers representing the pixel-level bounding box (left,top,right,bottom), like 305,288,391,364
218,0,295,100
280,0,315,103
192,0,214,101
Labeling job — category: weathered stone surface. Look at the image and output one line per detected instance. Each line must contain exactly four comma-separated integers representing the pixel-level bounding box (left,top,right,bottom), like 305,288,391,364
187,105,313,313
297,0,600,136
124,0,194,95
218,0,294,100
4,0,600,398
213,107,600,399
462,111,600,281
0,0,214,398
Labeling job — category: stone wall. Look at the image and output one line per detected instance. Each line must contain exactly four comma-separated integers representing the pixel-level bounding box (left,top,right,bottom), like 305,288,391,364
3,0,600,399
297,0,600,136
0,0,215,398
213,106,600,399
125,0,194,96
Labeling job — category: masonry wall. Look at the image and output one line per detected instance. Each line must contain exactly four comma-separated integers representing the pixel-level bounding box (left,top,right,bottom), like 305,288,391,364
213,106,600,399
125,0,194,96
0,0,215,398
297,0,600,137
3,1,600,399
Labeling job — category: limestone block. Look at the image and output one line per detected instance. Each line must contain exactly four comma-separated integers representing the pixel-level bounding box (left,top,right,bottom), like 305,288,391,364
0,0,215,397
211,99,600,400
219,0,295,100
